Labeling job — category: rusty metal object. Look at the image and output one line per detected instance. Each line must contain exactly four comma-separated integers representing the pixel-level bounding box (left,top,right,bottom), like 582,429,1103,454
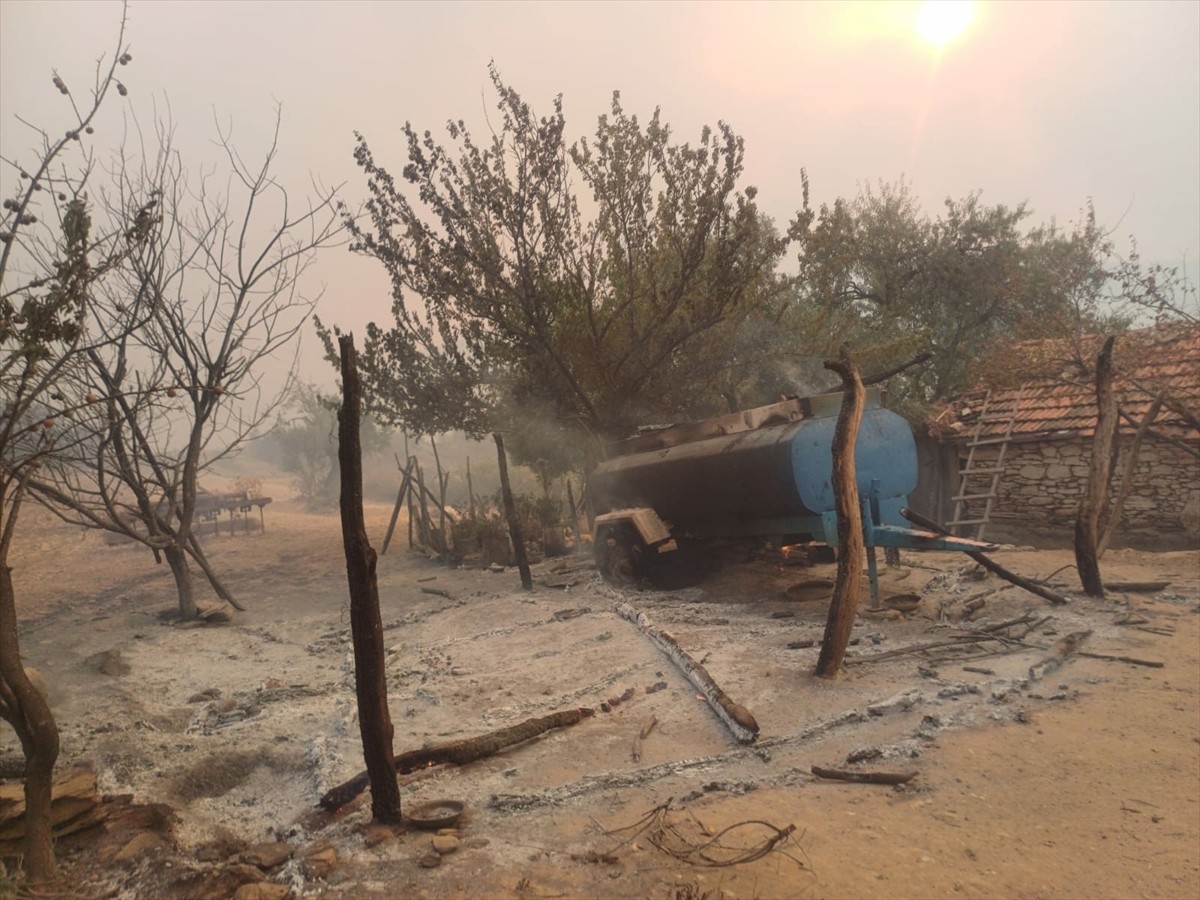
405,800,464,830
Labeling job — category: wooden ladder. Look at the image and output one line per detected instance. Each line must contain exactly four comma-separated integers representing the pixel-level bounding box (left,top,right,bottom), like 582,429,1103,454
948,385,1025,540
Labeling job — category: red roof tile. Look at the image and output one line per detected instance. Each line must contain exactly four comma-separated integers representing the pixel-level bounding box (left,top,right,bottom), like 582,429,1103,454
930,323,1200,443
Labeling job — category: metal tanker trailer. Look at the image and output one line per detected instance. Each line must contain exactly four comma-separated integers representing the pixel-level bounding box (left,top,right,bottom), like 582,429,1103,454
589,389,992,603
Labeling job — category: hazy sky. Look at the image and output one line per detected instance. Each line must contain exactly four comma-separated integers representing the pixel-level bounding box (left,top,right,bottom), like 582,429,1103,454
3,0,1198,375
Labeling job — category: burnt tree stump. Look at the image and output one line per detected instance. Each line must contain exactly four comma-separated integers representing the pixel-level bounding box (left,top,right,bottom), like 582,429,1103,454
494,433,532,590
815,344,867,678
337,335,402,823
1075,335,1117,598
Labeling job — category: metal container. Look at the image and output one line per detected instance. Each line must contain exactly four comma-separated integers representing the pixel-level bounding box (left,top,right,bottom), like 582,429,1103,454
590,390,990,601
592,404,916,535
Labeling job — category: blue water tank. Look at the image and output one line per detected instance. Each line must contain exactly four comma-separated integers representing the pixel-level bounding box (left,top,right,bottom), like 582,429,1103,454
590,404,917,527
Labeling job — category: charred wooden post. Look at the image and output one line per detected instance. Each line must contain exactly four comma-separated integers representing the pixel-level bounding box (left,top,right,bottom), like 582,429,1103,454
1099,393,1161,558
406,459,416,549
415,460,433,552
404,435,415,550
1029,630,1092,681
466,456,477,521
336,335,402,824
566,478,582,551
494,433,532,590
381,457,414,556
1075,336,1117,598
815,345,867,679
430,434,450,565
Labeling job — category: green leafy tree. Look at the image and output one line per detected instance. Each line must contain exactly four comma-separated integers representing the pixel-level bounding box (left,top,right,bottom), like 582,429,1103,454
787,181,1119,415
320,66,788,465
967,200,1196,391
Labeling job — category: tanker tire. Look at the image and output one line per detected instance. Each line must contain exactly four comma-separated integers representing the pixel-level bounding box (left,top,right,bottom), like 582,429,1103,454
596,526,645,586
607,543,635,584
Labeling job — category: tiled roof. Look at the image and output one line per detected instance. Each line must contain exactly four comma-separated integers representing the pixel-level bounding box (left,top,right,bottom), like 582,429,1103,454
930,323,1200,443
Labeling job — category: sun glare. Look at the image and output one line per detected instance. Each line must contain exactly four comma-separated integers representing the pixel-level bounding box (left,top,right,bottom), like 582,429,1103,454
915,0,975,48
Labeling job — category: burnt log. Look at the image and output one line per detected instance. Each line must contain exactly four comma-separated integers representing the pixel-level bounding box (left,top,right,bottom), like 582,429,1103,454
900,507,1071,606
811,766,917,785
615,602,758,743
319,708,591,811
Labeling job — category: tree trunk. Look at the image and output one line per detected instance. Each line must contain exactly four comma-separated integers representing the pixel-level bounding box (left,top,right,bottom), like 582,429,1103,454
185,535,246,610
0,563,60,884
381,458,413,556
1098,394,1161,558
494,433,532,590
1075,336,1117,598
163,544,197,620
566,478,584,551
815,345,867,679
415,461,432,551
407,457,416,550
337,335,402,824
430,434,450,565
466,457,477,521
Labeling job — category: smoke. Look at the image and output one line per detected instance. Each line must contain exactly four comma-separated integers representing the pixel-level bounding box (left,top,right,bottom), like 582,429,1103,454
773,356,841,398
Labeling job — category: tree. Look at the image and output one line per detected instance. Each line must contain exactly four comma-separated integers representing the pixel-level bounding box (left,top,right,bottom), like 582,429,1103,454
945,206,1197,571
25,114,341,619
0,9,144,881
320,65,788,463
788,181,1114,415
273,382,388,506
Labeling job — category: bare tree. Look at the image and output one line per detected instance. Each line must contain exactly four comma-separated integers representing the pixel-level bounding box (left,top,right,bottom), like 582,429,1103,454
27,113,341,619
0,9,146,882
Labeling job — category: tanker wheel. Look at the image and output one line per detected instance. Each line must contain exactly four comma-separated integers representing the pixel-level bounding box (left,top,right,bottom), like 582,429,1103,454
595,525,646,585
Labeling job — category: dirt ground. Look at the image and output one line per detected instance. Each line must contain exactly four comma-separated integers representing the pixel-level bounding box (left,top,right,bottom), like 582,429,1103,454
2,472,1198,900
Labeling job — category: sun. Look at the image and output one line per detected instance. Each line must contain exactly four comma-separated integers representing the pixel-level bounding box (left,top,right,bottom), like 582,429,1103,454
915,0,976,48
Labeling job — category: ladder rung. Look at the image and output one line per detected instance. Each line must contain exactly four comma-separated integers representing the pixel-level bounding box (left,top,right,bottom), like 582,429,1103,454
968,437,1013,446
952,492,997,502
978,415,1015,423
947,518,989,526
961,467,1003,476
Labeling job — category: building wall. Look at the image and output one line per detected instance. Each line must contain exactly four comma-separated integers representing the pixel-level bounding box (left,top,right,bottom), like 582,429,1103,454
956,437,1200,535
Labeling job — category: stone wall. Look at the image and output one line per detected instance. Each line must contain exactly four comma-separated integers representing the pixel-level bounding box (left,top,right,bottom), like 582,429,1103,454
956,436,1200,535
